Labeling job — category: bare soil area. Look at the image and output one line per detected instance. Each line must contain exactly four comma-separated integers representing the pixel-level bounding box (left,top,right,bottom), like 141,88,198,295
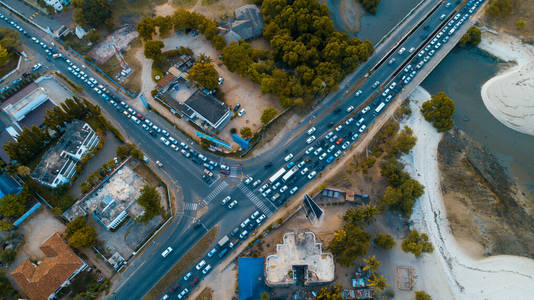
18,207,66,260
480,0,534,41
438,128,534,258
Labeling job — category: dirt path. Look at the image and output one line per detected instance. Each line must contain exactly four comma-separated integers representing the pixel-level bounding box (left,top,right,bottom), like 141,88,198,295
402,86,534,300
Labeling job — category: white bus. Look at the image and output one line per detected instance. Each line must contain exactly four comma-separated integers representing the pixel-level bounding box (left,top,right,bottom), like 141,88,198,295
282,167,299,182
375,102,386,114
268,168,286,183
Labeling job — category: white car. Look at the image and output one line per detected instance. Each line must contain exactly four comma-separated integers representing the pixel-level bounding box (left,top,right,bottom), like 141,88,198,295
196,260,206,270
256,214,266,224
307,171,317,179
160,137,170,146
355,90,362,96
289,186,298,195
313,147,323,155
280,185,288,193
307,127,316,135
228,200,238,208
238,108,246,117
398,47,406,54
183,272,192,281
221,196,231,205
244,177,253,184
297,160,305,168
306,136,316,144
218,77,224,85
178,288,189,299
361,106,371,114
202,265,212,274
342,141,350,150
161,247,173,257
252,180,261,187
334,150,342,157
319,153,327,160
359,125,367,133
335,125,343,132
305,147,314,154
346,105,354,112
300,168,309,175
284,153,294,161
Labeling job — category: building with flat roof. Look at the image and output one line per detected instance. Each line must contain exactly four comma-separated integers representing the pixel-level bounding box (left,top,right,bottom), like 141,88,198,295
265,231,335,287
181,90,231,131
11,232,87,300
31,120,99,188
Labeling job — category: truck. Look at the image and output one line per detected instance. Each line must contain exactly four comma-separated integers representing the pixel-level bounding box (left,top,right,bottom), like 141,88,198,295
217,235,229,248
375,102,385,114
282,166,299,182
268,167,286,183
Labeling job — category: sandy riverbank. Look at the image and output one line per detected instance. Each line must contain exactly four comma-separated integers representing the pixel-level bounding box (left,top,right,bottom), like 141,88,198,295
479,31,534,136
400,87,534,300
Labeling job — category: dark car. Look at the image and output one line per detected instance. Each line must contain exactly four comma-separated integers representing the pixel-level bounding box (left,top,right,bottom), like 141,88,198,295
264,162,273,168
233,104,241,112
231,227,240,236
220,169,230,175
169,282,180,293
190,277,199,287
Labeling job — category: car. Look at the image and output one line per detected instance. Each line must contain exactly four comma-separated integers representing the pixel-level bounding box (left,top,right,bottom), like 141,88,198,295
161,129,170,137
307,171,317,179
359,125,367,133
355,90,362,96
290,186,299,194
228,200,238,208
361,106,371,114
284,153,294,161
335,125,343,132
286,161,295,169
372,81,380,88
220,169,229,175
178,288,189,299
306,136,316,144
327,145,335,153
319,153,327,160
325,131,334,139
398,47,406,54
183,272,192,281
160,137,170,146
180,149,190,158
335,138,343,145
156,161,164,167
259,184,268,192
196,260,206,270
233,104,241,112
408,47,415,53
307,127,316,135
218,77,224,85
239,230,249,239
198,154,207,162
342,141,350,150
313,147,323,155
189,277,199,287
435,42,441,49
256,214,266,224
280,185,288,193
300,167,309,175
161,247,173,257
440,13,446,20
334,150,342,157
346,105,355,112
238,108,246,117
386,95,393,102
388,58,396,65
252,180,261,187
326,156,334,164
305,147,314,154
221,196,231,205
202,265,212,275
169,281,180,293
251,211,260,219
329,135,337,143
241,218,251,228
245,177,253,184
207,248,218,258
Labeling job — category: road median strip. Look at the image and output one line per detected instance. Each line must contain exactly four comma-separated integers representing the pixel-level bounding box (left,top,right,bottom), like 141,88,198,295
142,226,219,300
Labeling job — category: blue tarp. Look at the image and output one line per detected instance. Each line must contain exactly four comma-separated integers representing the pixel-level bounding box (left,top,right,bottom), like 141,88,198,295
232,134,250,150
0,173,21,197
238,257,267,300
13,202,41,227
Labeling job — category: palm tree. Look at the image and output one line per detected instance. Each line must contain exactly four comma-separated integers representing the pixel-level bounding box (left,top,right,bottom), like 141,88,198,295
368,273,389,297
363,255,381,274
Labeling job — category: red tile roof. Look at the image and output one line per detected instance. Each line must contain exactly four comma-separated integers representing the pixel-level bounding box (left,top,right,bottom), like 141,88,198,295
11,233,85,300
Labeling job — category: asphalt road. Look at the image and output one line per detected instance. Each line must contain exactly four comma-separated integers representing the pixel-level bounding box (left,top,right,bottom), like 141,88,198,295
0,0,485,298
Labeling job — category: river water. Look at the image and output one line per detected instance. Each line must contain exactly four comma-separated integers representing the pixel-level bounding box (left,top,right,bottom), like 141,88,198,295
421,47,534,198
327,0,421,44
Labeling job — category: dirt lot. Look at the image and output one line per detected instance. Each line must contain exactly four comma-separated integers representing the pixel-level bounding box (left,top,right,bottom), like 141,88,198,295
17,207,65,260
480,0,534,40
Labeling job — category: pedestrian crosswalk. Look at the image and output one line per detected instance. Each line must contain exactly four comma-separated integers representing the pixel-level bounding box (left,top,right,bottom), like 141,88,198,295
230,166,241,178
238,184,274,217
184,202,198,211
204,181,228,204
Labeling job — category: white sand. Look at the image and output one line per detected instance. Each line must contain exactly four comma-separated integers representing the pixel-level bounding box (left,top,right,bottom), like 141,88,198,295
479,31,534,136
400,87,534,300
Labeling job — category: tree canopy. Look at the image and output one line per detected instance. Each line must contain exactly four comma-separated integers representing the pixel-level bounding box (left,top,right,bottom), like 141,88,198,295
374,233,395,250
316,285,343,300
136,185,162,223
72,0,112,28
401,230,434,257
0,26,21,54
329,222,371,266
261,108,278,124
343,205,378,226
0,271,19,299
240,127,253,139
486,0,513,19
458,26,481,47
65,216,97,249
188,62,219,90
421,92,455,132
359,0,381,14
415,290,432,300
144,40,164,62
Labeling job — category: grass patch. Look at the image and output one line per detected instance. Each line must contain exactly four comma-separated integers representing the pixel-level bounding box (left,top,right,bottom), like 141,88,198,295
142,226,218,300
195,287,213,300
134,163,164,187
111,0,167,25
0,54,19,78
62,33,94,55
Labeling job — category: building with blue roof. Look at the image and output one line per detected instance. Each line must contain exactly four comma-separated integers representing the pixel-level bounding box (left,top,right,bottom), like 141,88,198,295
238,257,268,300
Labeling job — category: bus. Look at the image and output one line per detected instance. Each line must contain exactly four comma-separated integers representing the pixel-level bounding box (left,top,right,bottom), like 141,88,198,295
268,168,286,183
282,166,299,182
375,102,386,114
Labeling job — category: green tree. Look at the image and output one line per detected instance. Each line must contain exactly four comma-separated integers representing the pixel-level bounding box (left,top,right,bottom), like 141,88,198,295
72,0,112,28
240,127,253,139
328,223,371,266
0,194,27,218
154,16,173,37
136,185,162,223
260,292,269,300
0,271,19,298
343,205,378,226
368,273,389,296
0,27,21,53
359,0,381,14
515,19,526,31
316,285,343,300
0,248,17,265
260,108,278,125
393,126,417,154
68,225,97,249
65,216,88,238
222,41,254,76
16,165,31,177
402,230,434,257
421,92,455,132
188,63,219,90
85,30,101,44
415,290,432,300
0,45,9,66
144,40,164,62
374,233,395,250
363,255,381,273
486,0,513,19
137,17,156,41
458,26,482,47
